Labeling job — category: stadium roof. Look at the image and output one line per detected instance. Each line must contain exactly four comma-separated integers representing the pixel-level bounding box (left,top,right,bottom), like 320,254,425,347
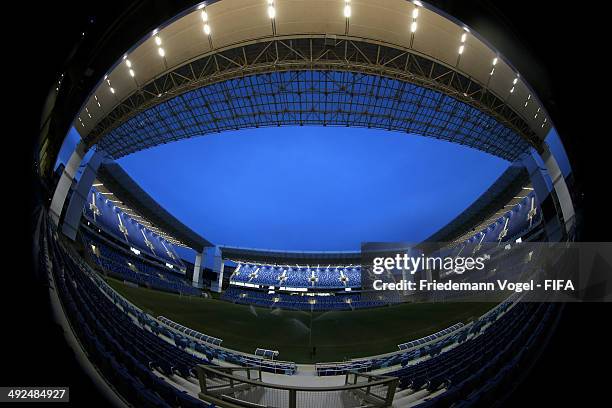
88,181,183,245
52,0,557,256
422,163,532,245
95,162,212,251
72,0,551,162
221,246,361,265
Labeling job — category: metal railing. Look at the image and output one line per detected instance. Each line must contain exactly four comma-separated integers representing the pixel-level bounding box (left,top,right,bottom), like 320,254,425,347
195,366,398,408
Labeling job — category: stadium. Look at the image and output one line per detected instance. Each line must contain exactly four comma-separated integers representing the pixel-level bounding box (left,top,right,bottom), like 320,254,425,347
21,0,611,407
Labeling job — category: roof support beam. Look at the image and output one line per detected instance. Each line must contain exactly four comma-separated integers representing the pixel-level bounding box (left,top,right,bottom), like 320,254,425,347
83,37,540,161
60,148,109,240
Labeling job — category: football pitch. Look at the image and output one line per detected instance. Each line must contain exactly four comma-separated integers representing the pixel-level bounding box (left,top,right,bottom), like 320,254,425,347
106,278,494,363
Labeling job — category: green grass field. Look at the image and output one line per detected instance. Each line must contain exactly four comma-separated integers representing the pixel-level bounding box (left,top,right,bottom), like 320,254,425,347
106,278,494,363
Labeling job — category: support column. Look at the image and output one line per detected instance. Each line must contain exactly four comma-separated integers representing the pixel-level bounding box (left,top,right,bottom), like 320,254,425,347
521,145,575,242
542,148,576,236
62,149,108,240
49,142,87,226
209,246,225,293
192,251,203,284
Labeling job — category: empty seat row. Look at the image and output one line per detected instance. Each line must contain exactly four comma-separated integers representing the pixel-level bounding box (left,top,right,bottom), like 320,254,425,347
398,323,465,350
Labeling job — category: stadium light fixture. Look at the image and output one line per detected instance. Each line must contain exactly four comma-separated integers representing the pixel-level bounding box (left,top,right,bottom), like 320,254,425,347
457,31,467,55
125,59,132,68
110,87,115,94
410,5,419,33
201,7,212,36
344,0,351,18
509,75,519,93
268,5,276,19
154,35,166,59
129,69,135,77
267,0,276,19
413,0,423,7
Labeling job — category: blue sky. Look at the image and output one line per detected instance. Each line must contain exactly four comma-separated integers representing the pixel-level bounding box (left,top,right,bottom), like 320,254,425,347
116,127,510,252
